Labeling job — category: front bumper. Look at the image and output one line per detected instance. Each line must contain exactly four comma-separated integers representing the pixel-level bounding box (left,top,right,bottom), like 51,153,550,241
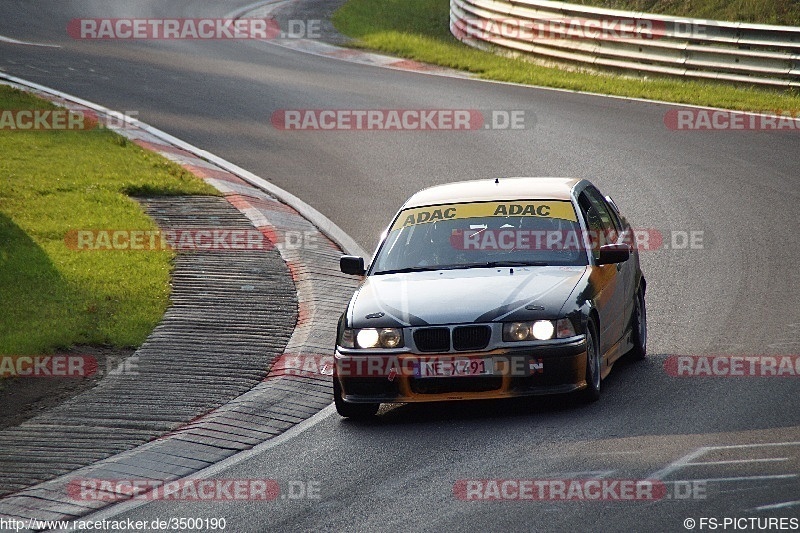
334,336,587,403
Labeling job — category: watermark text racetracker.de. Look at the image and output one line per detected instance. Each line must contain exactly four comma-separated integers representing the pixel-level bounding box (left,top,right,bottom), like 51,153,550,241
452,16,711,41
271,109,531,131
0,355,97,378
0,109,138,131
665,108,800,131
454,479,708,501
449,228,705,252
68,18,322,40
665,355,800,377
64,228,319,252
0,355,140,378
267,352,544,380
66,478,321,502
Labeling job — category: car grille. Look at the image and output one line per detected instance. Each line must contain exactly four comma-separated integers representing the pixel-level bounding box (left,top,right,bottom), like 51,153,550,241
452,326,491,351
413,327,451,352
413,326,493,352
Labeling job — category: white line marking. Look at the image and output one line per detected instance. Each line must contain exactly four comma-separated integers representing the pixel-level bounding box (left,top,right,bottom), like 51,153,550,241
685,474,798,483
683,458,790,466
0,72,366,258
231,3,800,119
0,34,60,48
594,451,641,456
648,447,710,480
702,441,800,450
0,74,352,532
543,470,616,478
648,441,800,480
753,500,800,511
224,0,287,21
53,404,336,532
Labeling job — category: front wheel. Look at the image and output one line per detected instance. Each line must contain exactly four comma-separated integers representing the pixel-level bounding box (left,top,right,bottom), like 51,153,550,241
630,287,647,360
581,321,601,403
334,378,379,419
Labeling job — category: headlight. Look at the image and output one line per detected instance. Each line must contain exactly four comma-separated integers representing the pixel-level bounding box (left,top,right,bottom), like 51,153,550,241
531,320,555,340
503,318,577,341
505,322,531,341
379,328,403,348
356,329,380,348
340,328,404,349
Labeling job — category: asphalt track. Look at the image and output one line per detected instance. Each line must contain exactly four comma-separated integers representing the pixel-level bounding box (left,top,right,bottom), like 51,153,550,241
1,1,798,531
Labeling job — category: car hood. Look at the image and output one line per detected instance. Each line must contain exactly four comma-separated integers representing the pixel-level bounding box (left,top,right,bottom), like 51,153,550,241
348,266,587,328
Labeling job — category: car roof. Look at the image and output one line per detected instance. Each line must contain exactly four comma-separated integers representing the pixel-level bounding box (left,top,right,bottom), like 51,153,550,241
401,177,584,209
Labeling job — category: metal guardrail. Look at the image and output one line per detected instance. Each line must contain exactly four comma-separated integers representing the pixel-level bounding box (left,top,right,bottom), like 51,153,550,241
450,0,800,88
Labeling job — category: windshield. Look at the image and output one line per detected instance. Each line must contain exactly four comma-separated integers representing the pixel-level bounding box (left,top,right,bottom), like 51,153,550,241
371,200,588,274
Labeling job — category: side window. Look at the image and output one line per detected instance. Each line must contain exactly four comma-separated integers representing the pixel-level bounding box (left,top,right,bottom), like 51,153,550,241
598,193,623,232
578,193,602,232
578,191,617,260
584,187,621,233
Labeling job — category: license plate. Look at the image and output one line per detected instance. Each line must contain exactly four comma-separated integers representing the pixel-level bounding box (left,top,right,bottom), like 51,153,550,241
415,358,494,378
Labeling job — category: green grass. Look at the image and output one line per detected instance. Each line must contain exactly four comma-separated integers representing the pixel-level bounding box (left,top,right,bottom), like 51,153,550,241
0,85,218,355
332,0,800,112
570,0,800,27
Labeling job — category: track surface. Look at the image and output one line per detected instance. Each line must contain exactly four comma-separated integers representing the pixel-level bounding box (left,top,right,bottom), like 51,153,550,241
1,1,798,531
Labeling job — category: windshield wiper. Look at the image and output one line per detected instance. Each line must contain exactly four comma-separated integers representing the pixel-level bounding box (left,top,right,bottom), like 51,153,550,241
479,260,550,267
374,261,549,274
373,266,442,275
375,263,487,275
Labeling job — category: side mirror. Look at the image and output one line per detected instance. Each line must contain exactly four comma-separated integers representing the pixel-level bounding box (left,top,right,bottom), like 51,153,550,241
597,243,630,265
340,255,366,276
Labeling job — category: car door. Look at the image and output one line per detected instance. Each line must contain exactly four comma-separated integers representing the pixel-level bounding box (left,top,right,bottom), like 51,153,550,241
578,189,627,363
584,186,637,329
596,191,638,331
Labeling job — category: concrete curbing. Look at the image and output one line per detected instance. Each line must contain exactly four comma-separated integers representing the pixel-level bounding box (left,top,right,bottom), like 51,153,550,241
0,77,360,527
0,72,366,260
239,0,472,79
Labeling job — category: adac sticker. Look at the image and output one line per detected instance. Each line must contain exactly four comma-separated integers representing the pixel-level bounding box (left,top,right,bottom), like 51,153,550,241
392,201,577,230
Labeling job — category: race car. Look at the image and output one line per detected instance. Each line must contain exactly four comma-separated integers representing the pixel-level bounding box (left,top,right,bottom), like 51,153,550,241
334,177,647,418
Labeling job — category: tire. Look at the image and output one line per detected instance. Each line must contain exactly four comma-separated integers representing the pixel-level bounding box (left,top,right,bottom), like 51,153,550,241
334,378,379,418
581,321,601,403
630,287,647,360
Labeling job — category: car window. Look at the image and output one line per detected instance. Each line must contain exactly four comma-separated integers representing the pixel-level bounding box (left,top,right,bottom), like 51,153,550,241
578,191,620,260
594,191,624,231
371,200,589,273
582,188,620,232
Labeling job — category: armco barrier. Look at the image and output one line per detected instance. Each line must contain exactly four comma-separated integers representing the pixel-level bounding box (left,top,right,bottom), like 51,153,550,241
450,0,800,87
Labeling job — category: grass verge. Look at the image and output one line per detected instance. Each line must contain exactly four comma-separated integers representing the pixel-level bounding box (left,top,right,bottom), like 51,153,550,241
332,0,800,112
0,85,218,355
